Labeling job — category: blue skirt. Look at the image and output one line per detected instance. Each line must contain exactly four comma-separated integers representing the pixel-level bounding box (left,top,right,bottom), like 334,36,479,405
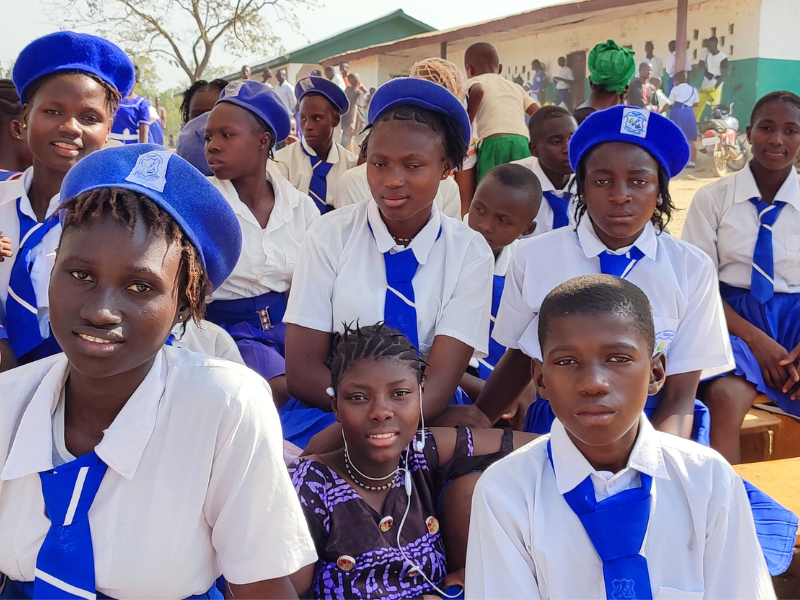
719,284,800,416
205,292,288,381
0,579,224,599
669,102,698,142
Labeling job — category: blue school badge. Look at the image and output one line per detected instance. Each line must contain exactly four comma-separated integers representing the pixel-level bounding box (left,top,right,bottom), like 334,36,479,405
124,150,172,193
620,108,650,138
611,578,636,599
654,329,676,354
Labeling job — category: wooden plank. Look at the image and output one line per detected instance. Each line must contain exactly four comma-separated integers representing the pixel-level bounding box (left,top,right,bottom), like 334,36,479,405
741,408,783,435
734,458,800,545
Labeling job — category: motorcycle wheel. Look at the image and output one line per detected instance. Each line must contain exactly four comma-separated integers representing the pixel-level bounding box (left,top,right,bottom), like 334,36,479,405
726,140,749,172
713,153,728,177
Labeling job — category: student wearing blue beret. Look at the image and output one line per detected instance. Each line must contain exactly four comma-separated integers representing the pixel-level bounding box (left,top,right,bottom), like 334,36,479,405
0,32,134,370
271,75,358,212
203,80,320,407
0,145,316,599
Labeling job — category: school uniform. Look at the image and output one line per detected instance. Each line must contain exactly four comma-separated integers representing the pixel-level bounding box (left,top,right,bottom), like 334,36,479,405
270,138,358,212
465,415,775,599
168,319,245,366
682,164,800,416
205,171,319,380
282,199,493,446
332,162,462,218
0,347,317,598
109,95,151,144
667,83,700,143
0,167,63,363
510,156,577,235
494,216,734,440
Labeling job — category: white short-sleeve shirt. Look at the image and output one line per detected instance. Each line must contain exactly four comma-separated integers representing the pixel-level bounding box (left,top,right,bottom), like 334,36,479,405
668,83,700,106
270,138,358,208
493,216,734,377
0,348,317,598
465,416,774,599
284,199,494,358
465,74,535,141
682,163,800,294
510,156,577,236
169,319,245,365
0,167,62,339
332,162,462,218
208,171,319,300
701,51,728,88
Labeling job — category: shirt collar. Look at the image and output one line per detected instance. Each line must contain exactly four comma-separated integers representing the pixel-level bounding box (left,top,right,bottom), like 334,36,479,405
301,137,341,165
10,167,62,220
529,157,571,194
212,172,297,232
549,415,670,496
733,162,800,211
577,215,658,261
367,199,442,265
494,240,518,276
2,350,168,481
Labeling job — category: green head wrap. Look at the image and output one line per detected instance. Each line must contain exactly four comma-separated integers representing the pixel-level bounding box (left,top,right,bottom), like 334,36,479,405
588,40,636,95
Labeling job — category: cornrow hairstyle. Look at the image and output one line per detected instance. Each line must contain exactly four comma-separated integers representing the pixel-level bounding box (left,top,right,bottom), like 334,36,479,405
572,145,675,232
330,322,425,393
180,78,228,124
0,79,22,121
59,188,211,330
750,90,800,126
367,105,467,170
23,70,122,114
538,274,655,354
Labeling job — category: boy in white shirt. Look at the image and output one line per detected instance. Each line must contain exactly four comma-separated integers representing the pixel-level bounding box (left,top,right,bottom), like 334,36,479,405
553,56,574,108
695,36,728,119
466,274,774,600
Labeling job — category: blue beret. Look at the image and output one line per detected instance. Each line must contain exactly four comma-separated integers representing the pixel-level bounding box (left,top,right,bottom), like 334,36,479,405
13,31,135,104
60,144,242,290
569,105,690,178
215,80,290,145
368,77,471,145
176,112,212,177
295,76,349,114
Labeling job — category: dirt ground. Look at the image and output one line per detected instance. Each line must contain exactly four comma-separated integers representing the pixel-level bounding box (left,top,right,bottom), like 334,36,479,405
668,152,721,238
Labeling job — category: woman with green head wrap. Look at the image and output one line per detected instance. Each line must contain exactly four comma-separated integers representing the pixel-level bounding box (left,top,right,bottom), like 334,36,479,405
573,40,636,124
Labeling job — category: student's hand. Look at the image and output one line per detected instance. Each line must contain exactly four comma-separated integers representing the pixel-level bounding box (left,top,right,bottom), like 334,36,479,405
0,234,12,262
779,342,800,399
748,330,791,391
0,339,18,373
429,405,492,429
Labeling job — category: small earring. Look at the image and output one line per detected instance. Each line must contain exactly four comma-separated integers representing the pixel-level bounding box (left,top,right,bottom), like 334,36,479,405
21,123,27,129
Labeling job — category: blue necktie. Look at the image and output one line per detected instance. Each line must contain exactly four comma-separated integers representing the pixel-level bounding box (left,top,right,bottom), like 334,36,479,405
301,144,333,213
6,198,59,358
478,274,506,379
34,451,108,599
548,440,653,600
543,191,572,229
383,248,420,351
598,247,645,279
749,198,786,304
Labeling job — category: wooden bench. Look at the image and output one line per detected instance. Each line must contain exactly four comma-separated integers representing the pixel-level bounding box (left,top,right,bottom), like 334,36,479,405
740,407,784,463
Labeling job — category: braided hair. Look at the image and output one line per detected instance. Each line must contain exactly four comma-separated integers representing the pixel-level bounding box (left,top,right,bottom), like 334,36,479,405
330,323,424,393
180,79,228,124
60,188,211,329
0,80,22,122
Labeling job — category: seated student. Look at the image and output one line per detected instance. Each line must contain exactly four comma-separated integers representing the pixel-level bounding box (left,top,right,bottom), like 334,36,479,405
283,78,494,449
464,42,538,180
289,323,538,600
203,80,319,407
682,91,800,464
0,32,133,369
0,145,316,598
465,275,774,599
477,106,734,444
0,79,32,177
511,106,578,235
271,76,357,212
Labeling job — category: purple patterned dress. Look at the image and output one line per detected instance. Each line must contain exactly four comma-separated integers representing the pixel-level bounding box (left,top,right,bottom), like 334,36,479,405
289,428,512,600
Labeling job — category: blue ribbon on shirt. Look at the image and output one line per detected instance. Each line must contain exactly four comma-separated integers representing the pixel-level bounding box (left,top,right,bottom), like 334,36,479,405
542,191,573,230
547,440,653,600
598,247,645,279
300,144,333,213
477,274,506,379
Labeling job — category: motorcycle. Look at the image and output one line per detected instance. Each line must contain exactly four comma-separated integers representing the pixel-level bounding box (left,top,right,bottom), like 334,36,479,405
698,101,749,177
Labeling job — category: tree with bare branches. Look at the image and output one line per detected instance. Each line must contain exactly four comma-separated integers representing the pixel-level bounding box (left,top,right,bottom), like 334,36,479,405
47,0,316,83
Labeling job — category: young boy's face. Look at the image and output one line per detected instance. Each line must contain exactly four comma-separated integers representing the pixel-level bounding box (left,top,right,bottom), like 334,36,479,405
530,116,576,176
468,176,537,253
299,94,339,151
536,312,665,462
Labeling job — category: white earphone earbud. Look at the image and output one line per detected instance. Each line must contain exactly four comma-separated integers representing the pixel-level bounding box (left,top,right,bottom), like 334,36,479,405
325,386,335,397
413,383,425,452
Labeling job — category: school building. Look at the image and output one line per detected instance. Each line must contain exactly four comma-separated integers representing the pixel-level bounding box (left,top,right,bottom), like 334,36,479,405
320,0,800,121
222,10,435,84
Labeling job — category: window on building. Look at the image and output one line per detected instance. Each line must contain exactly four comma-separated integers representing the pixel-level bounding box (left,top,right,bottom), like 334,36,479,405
729,23,734,34
720,36,725,45
693,29,699,39
693,49,698,59
729,45,734,55
711,27,716,36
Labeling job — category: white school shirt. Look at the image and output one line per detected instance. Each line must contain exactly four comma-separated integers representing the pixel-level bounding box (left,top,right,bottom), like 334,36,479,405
270,138,358,208
682,163,800,294
555,66,574,90
493,216,734,377
0,348,317,598
640,55,664,77
668,83,699,106
284,199,494,358
701,51,727,88
332,162,462,218
510,156,577,236
666,52,692,77
208,171,319,300
465,416,775,600
274,80,297,114
169,319,245,365
0,167,62,339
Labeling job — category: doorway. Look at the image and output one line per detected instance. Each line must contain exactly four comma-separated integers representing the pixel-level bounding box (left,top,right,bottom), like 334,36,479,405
566,51,587,109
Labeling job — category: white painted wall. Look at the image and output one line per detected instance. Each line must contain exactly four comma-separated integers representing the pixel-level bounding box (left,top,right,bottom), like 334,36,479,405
758,0,800,60
347,55,381,90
